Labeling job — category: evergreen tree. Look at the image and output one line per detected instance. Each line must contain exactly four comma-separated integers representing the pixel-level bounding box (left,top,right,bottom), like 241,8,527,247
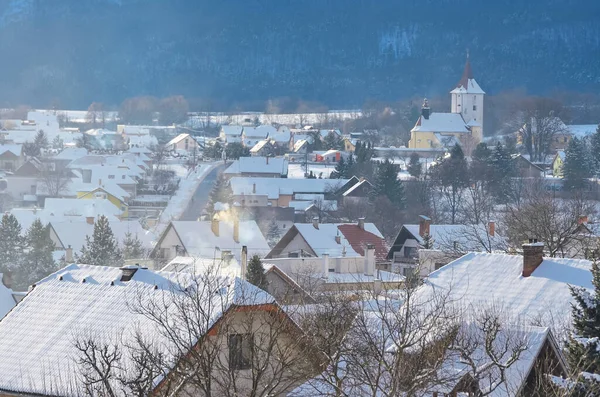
345,154,355,177
34,130,49,151
563,137,592,191
266,219,281,248
470,142,492,183
489,143,515,203
122,232,145,260
566,260,600,395
371,159,405,209
332,156,346,179
430,145,470,224
407,153,422,179
76,215,123,267
17,219,57,290
421,233,434,249
0,214,23,273
207,175,233,215
323,132,342,150
246,255,268,290
591,124,600,175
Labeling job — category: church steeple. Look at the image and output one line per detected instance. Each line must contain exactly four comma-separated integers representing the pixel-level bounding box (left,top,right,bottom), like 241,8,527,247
456,51,474,90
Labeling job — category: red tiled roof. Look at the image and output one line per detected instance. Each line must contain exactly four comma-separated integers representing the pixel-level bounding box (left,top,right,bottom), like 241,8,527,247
337,224,389,261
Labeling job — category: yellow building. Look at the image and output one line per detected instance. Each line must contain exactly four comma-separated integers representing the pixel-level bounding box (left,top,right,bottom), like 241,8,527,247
77,186,129,217
408,56,484,149
552,151,565,177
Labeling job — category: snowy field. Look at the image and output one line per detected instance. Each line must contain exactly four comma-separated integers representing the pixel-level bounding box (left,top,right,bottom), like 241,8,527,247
153,163,215,235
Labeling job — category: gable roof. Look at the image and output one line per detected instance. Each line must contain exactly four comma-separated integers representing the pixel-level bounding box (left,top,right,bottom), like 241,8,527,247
0,264,274,396
221,125,243,136
0,144,22,157
449,57,485,95
411,113,469,134
243,125,276,138
415,252,593,325
167,133,196,146
230,177,347,200
54,147,89,161
224,157,288,176
164,220,270,260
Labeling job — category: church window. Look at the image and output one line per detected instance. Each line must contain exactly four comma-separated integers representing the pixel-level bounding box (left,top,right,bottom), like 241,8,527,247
473,105,477,111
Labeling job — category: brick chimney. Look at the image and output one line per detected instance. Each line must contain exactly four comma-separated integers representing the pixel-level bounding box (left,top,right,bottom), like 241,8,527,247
86,216,95,225
419,215,431,237
364,243,376,277
252,183,256,194
241,246,248,279
488,221,495,237
266,156,269,164
578,215,589,225
522,243,544,277
211,216,220,237
323,253,330,279
233,217,240,243
312,217,319,229
66,245,73,262
358,217,365,230
335,233,341,244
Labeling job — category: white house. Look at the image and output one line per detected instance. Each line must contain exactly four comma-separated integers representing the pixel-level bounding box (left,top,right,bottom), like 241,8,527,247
223,156,288,178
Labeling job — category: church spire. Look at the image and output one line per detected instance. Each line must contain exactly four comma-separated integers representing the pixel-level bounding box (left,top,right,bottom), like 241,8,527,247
456,51,474,89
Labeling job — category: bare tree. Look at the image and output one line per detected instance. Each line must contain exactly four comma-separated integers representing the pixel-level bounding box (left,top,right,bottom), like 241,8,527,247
39,163,71,198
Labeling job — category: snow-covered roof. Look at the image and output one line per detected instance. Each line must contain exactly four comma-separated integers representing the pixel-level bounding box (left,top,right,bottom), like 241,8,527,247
243,125,276,138
450,78,485,95
402,224,506,252
53,147,88,161
167,133,196,146
269,131,291,143
567,124,598,138
320,129,342,138
162,255,241,277
415,252,593,326
85,128,118,136
44,198,124,218
167,220,270,260
74,182,131,202
0,144,22,157
0,264,273,396
221,125,243,136
230,177,348,200
411,113,469,133
51,219,155,251
0,274,16,319
224,156,288,176
293,139,309,152
249,139,271,153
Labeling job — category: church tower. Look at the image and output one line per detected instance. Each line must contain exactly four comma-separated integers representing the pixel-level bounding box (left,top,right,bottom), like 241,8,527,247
450,54,485,141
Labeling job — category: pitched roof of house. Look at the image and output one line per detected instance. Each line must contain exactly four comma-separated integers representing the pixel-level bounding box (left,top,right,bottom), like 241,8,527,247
0,144,22,157
268,222,387,259
230,177,348,200
0,264,274,396
162,255,241,277
249,139,272,153
293,139,309,152
167,133,196,146
449,57,485,95
397,223,506,253
165,220,270,260
243,125,276,138
221,125,243,136
415,252,593,325
50,219,155,251
54,147,88,161
11,205,121,232
224,156,288,176
411,113,469,134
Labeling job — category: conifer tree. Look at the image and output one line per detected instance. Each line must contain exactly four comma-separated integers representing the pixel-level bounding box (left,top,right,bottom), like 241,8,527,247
371,159,405,209
407,153,422,179
430,145,470,224
246,255,268,290
0,214,23,273
591,124,600,175
489,143,515,203
77,215,123,267
266,219,281,248
17,219,57,290
563,137,592,191
207,175,233,215
345,154,355,177
421,233,434,249
566,260,600,395
332,156,346,179
122,232,145,260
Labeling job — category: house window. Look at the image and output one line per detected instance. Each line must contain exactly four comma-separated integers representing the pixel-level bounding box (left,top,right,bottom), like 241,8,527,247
288,252,299,258
404,247,416,258
160,247,170,259
473,105,477,111
108,175,115,179
229,334,253,370
402,266,415,277
563,137,568,143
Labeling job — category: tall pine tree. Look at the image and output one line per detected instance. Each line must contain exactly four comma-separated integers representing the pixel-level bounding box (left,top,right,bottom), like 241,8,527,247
407,153,422,179
566,260,600,395
207,175,233,216
331,156,346,179
563,137,593,191
489,143,515,203
17,219,58,290
371,159,406,209
0,214,23,273
77,215,123,267
266,219,281,248
122,232,145,260
246,255,268,290
431,145,470,224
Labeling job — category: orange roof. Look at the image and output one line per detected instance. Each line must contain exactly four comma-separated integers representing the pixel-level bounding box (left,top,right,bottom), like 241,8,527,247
337,224,389,261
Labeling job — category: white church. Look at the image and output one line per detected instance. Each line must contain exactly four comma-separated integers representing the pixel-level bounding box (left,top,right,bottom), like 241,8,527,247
408,56,485,150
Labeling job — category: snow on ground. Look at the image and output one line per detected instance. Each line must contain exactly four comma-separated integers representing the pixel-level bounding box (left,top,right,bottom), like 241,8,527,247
153,163,215,235
288,163,337,179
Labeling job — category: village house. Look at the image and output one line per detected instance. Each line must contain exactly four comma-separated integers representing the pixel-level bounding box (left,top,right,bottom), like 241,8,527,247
220,125,243,143
242,125,276,148
512,154,544,178
229,177,350,208
151,217,270,263
223,156,288,178
0,264,323,396
387,215,505,277
249,139,275,157
0,144,24,171
552,151,565,177
409,57,484,150
166,133,201,153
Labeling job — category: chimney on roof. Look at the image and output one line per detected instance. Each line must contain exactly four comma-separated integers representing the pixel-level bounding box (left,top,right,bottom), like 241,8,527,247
364,243,375,277
419,215,431,237
266,156,269,164
323,253,329,279
233,217,240,243
98,178,102,186
120,264,139,282
335,233,341,244
522,242,544,277
86,216,94,225
66,245,73,262
579,215,588,225
241,246,248,279
488,221,495,237
212,216,220,237
252,183,256,194
421,99,430,120
312,217,319,229
358,217,365,230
